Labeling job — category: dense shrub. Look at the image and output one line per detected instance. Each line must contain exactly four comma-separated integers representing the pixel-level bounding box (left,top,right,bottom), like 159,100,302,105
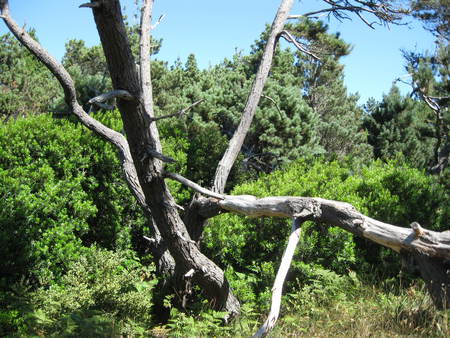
0,114,149,286
11,247,156,337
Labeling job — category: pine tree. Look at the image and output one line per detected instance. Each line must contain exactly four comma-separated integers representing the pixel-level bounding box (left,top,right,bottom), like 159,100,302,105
363,86,436,168
0,32,61,120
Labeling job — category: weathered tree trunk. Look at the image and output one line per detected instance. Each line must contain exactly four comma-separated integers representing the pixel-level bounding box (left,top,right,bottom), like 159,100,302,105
167,172,450,311
89,0,240,317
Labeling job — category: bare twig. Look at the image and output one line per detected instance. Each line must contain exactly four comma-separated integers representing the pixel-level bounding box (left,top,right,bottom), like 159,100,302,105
280,30,321,60
291,0,407,27
88,89,134,105
150,99,204,122
151,14,166,30
143,235,157,243
143,148,176,163
261,95,283,116
164,171,226,200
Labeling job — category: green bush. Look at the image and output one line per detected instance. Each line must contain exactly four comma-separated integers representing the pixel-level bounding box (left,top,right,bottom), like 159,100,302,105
0,115,97,286
27,247,156,336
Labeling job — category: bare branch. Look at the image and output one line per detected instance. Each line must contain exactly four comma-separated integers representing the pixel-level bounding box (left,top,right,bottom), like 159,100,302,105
139,0,155,118
151,14,166,30
254,217,303,337
150,99,204,122
218,196,450,259
164,171,226,200
262,95,283,116
280,30,321,60
296,0,408,27
88,89,134,105
139,0,164,156
212,0,295,194
165,172,450,259
79,2,101,9
142,148,176,163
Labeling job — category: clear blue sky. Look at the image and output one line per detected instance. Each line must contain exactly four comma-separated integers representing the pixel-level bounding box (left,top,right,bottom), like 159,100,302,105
1,0,436,104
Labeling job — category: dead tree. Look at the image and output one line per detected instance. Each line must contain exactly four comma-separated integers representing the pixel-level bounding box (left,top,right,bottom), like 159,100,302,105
2,0,448,335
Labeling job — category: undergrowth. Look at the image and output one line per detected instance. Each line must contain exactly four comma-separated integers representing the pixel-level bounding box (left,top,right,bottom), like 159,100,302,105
154,277,448,337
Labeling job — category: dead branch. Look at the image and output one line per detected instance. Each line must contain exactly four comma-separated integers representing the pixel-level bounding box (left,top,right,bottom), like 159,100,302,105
164,171,225,200
79,2,101,9
261,95,283,116
280,30,321,60
140,0,164,155
150,99,204,122
254,217,304,337
212,0,295,194
165,172,450,260
151,14,166,30
142,148,176,163
88,89,134,104
296,0,408,28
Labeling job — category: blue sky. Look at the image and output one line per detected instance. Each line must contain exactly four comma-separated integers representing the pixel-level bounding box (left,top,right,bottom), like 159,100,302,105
1,0,436,104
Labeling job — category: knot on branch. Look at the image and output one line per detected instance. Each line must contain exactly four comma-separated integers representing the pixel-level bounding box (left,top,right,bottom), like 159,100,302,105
411,222,425,238
288,198,322,219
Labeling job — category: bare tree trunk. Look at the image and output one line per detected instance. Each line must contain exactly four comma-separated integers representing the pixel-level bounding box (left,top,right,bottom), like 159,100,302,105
89,0,241,317
413,253,450,309
212,0,294,194
166,171,450,314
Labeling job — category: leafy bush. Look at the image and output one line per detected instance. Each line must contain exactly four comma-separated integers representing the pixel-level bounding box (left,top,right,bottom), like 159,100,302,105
0,115,97,286
26,247,156,336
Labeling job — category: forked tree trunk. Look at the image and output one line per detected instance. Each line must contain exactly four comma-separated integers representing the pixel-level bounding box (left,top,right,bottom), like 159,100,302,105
89,0,240,316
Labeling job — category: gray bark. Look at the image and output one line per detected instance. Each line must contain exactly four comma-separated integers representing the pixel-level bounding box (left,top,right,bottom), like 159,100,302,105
212,0,295,194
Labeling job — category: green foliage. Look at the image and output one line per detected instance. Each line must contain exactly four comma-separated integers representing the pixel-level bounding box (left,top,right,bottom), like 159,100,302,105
288,19,372,160
364,86,436,169
61,39,112,111
151,20,368,183
0,114,147,288
28,247,156,337
0,115,95,285
0,32,61,119
166,307,232,337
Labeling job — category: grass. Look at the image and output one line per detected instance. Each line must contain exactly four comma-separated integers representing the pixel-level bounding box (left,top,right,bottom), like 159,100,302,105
271,283,448,337
153,282,449,337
